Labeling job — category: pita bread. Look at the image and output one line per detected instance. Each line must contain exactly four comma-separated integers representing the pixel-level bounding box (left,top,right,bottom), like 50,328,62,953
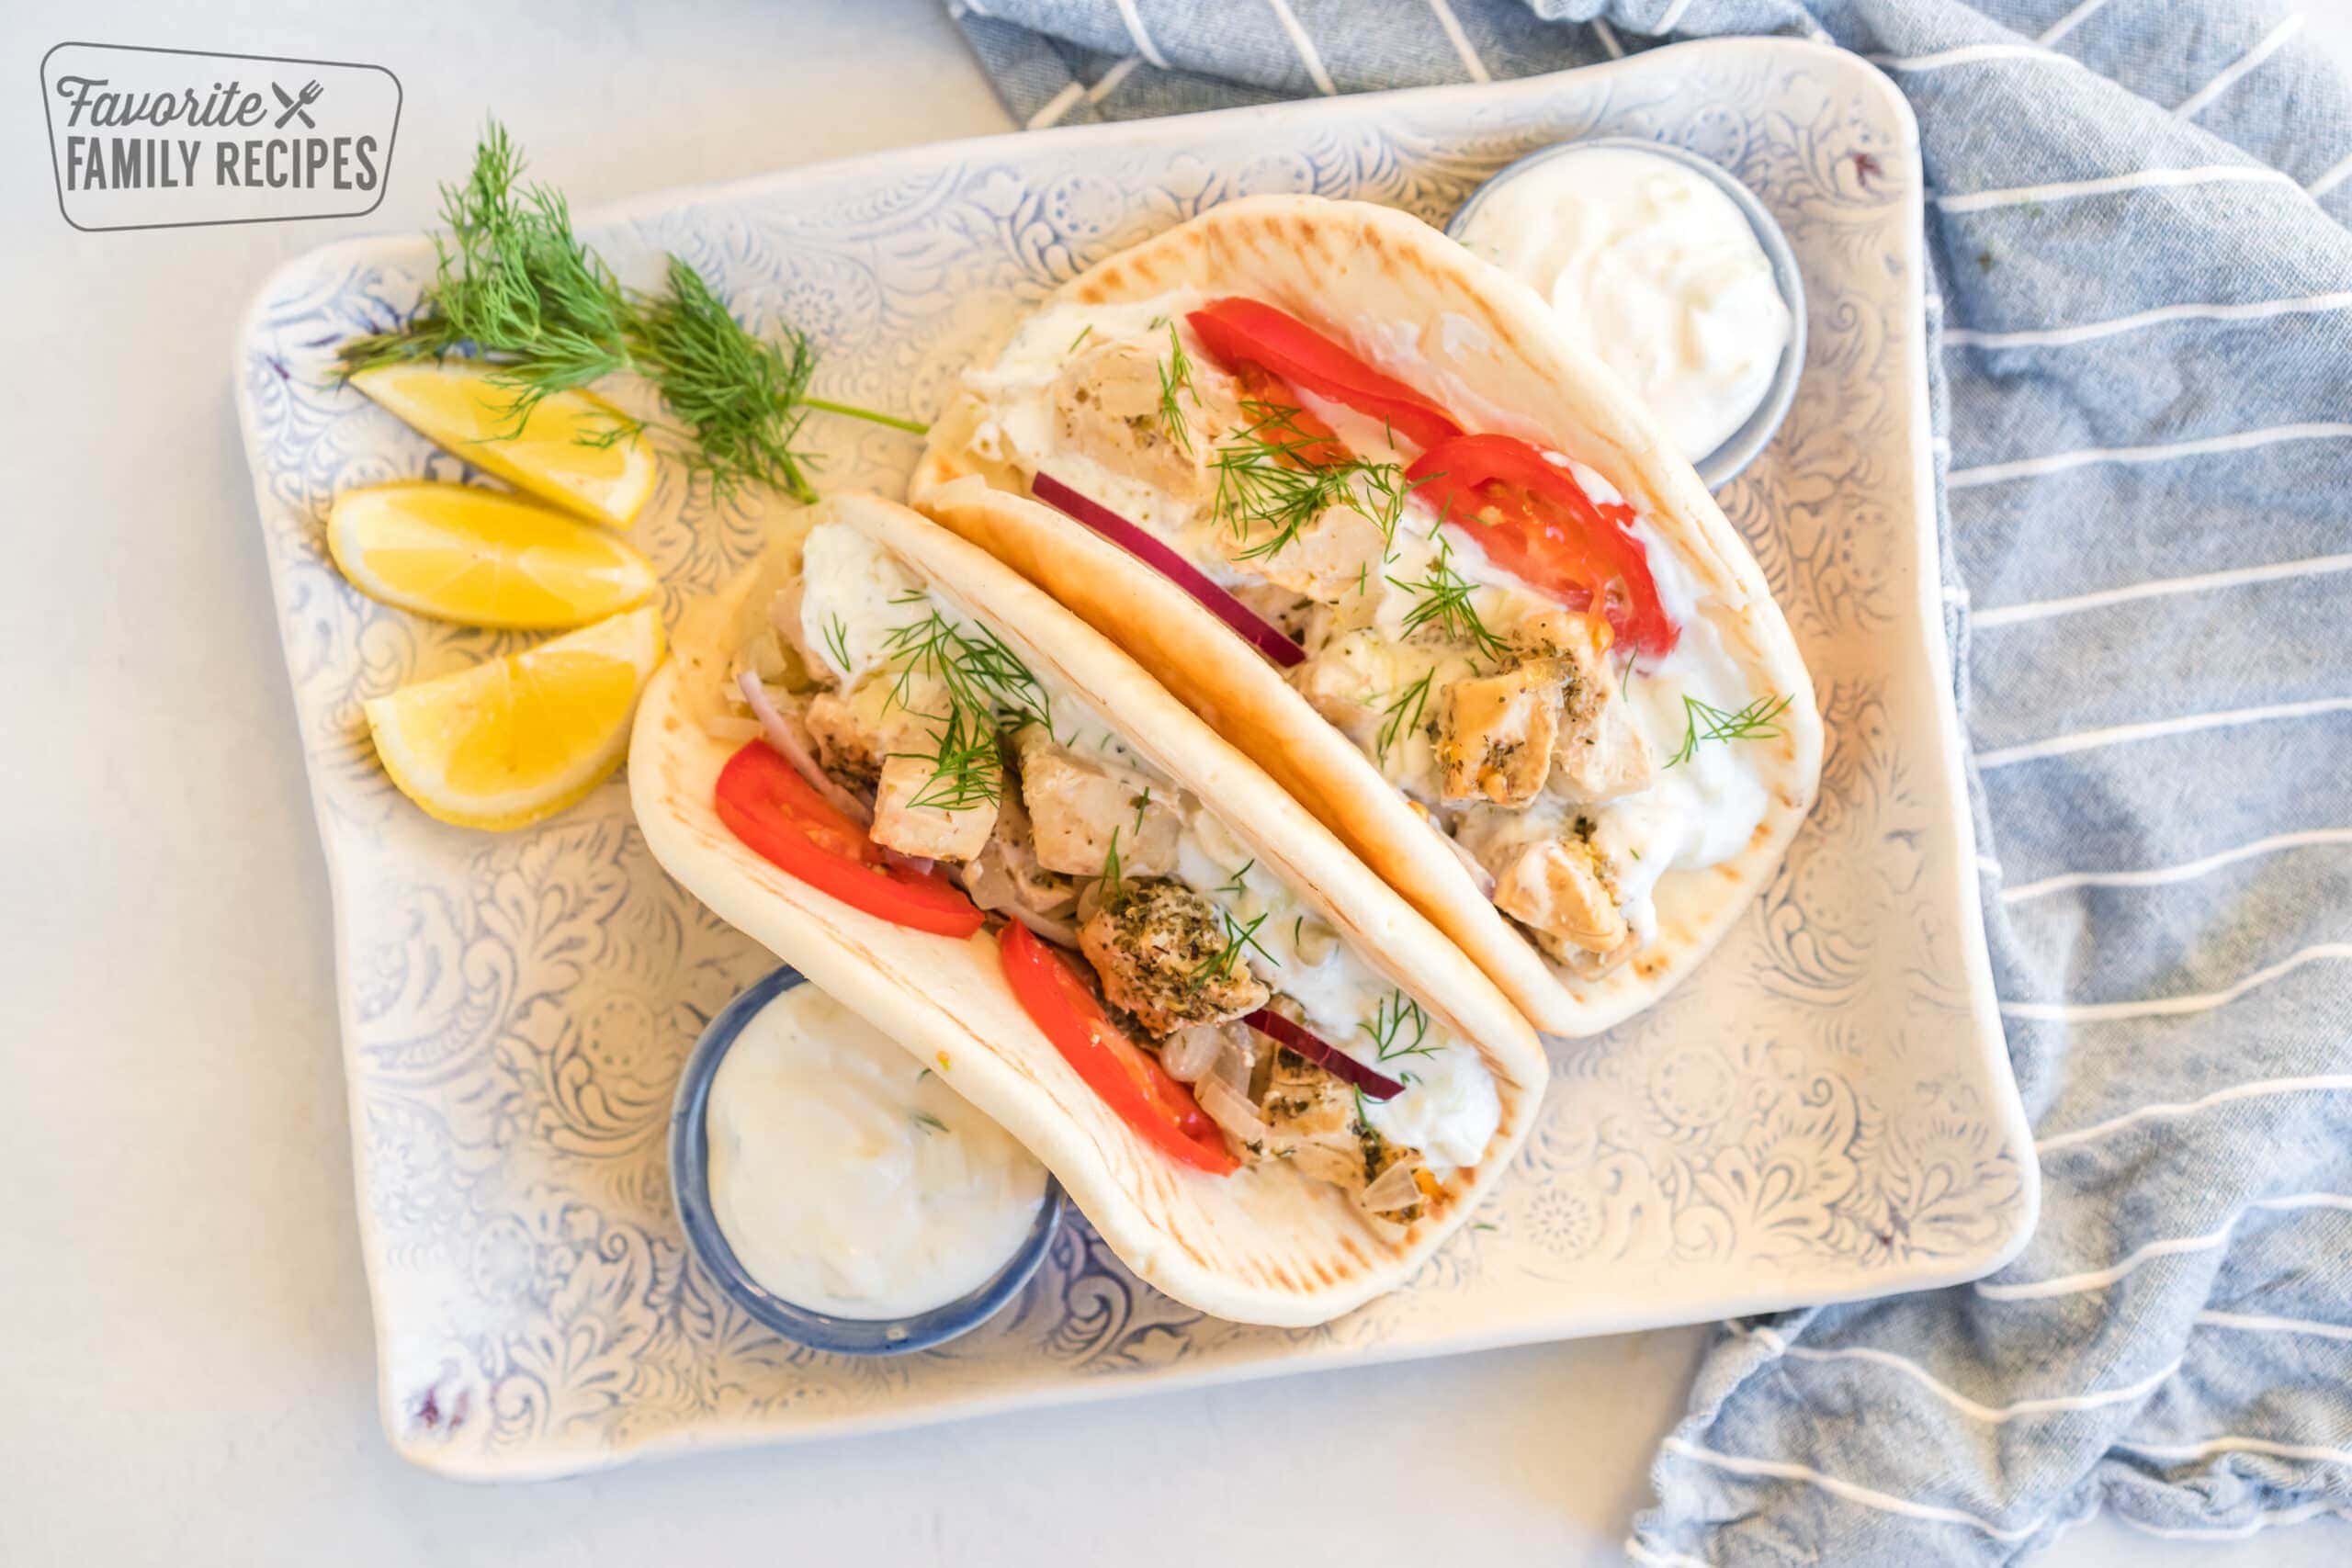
911,194,1822,1037
631,493,1546,1327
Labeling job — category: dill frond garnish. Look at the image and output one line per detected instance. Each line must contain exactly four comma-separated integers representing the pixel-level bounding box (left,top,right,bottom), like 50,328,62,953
878,606,1053,808
338,121,923,505
821,615,853,675
1069,323,1093,353
1100,828,1129,912
1666,693,1794,767
1215,860,1256,898
1129,788,1154,836
1374,668,1436,763
910,1111,948,1135
1207,401,1413,562
1386,534,1510,661
1187,909,1273,994
1360,990,1436,1064
1156,323,1198,456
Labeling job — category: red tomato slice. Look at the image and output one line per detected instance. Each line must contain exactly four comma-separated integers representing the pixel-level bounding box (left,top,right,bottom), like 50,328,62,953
999,920,1239,1177
1407,434,1679,659
1187,298,1464,454
714,739,985,939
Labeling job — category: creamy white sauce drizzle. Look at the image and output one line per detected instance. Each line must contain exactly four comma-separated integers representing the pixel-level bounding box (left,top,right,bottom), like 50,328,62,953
1453,146,1792,463
706,985,1047,1319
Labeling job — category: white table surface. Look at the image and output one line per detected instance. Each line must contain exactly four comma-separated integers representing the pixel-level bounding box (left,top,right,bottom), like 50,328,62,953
4,2,2346,1562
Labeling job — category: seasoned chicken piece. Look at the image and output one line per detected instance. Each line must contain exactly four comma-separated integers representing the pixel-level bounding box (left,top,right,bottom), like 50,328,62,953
960,784,1079,923
1012,728,1181,877
871,751,1000,863
803,676,895,784
1255,1049,1422,1217
1290,630,1392,753
1048,338,1233,506
1519,610,1654,803
1218,503,1386,604
1488,829,1635,975
1079,878,1269,1035
1436,662,1563,807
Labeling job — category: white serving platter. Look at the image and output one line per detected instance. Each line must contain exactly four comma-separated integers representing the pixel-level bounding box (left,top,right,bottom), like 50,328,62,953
232,36,2035,1480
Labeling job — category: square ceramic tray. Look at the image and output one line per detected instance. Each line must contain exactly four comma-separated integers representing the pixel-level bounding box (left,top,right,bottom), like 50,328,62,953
233,36,2034,1480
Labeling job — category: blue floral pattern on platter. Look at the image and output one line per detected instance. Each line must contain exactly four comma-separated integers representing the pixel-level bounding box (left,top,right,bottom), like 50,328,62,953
231,39,2028,1479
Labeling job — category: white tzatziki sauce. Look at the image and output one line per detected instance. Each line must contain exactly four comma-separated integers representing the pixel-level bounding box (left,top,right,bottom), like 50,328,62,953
1453,146,1792,463
706,984,1047,1319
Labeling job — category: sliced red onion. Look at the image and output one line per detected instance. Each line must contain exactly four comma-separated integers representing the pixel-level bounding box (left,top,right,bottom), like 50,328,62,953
881,848,937,877
1243,1009,1404,1101
1030,471,1305,669
737,670,873,827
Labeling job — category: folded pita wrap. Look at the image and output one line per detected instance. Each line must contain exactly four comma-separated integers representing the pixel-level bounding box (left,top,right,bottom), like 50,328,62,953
910,194,1822,1037
631,493,1545,1326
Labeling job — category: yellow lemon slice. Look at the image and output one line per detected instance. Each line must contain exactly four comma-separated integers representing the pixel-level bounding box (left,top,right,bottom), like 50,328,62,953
364,605,664,831
327,482,658,629
349,361,657,527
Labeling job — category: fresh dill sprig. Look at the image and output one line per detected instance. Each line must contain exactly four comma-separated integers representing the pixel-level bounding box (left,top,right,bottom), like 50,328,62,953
1374,668,1436,763
1069,323,1094,353
1207,401,1411,562
879,607,1053,807
1187,909,1273,994
1100,828,1129,912
1666,693,1794,768
1387,534,1510,661
1130,788,1154,837
1215,860,1256,898
821,614,853,675
1156,323,1198,456
337,121,924,504
910,1111,949,1136
1360,990,1436,1064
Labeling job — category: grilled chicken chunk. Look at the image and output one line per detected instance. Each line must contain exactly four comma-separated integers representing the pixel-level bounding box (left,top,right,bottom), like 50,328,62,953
871,752,1001,863
959,784,1079,924
1436,662,1563,807
1079,878,1269,1035
1218,503,1386,604
1487,829,1635,974
1048,338,1231,506
1518,610,1654,803
1013,728,1181,877
803,673,912,785
1255,1049,1423,1215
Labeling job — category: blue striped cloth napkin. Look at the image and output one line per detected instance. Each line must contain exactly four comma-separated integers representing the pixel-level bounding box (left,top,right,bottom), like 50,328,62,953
947,0,2352,1559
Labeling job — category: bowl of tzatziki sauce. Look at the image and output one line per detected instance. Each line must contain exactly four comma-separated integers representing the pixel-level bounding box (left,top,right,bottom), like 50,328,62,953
670,966,1064,1355
1448,138,1805,491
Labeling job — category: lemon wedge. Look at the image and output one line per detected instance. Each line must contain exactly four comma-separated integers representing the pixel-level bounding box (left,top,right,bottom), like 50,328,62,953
327,482,658,629
349,361,657,527
364,605,664,830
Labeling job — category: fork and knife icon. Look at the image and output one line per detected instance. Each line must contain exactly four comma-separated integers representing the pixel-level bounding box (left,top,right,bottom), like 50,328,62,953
270,80,323,130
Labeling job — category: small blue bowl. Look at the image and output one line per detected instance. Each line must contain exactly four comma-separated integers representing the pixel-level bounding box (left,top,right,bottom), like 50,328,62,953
1446,136,1807,491
669,965,1066,1356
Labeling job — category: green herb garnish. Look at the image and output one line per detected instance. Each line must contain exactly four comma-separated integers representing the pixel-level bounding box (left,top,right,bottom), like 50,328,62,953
1387,534,1509,661
1207,401,1413,562
910,1111,949,1136
338,121,922,505
821,614,854,675
878,607,1053,808
1374,668,1436,763
1666,693,1794,768
1187,909,1272,994
1360,990,1435,1064
1215,859,1256,898
1069,323,1094,353
1156,323,1198,456
1130,788,1154,837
